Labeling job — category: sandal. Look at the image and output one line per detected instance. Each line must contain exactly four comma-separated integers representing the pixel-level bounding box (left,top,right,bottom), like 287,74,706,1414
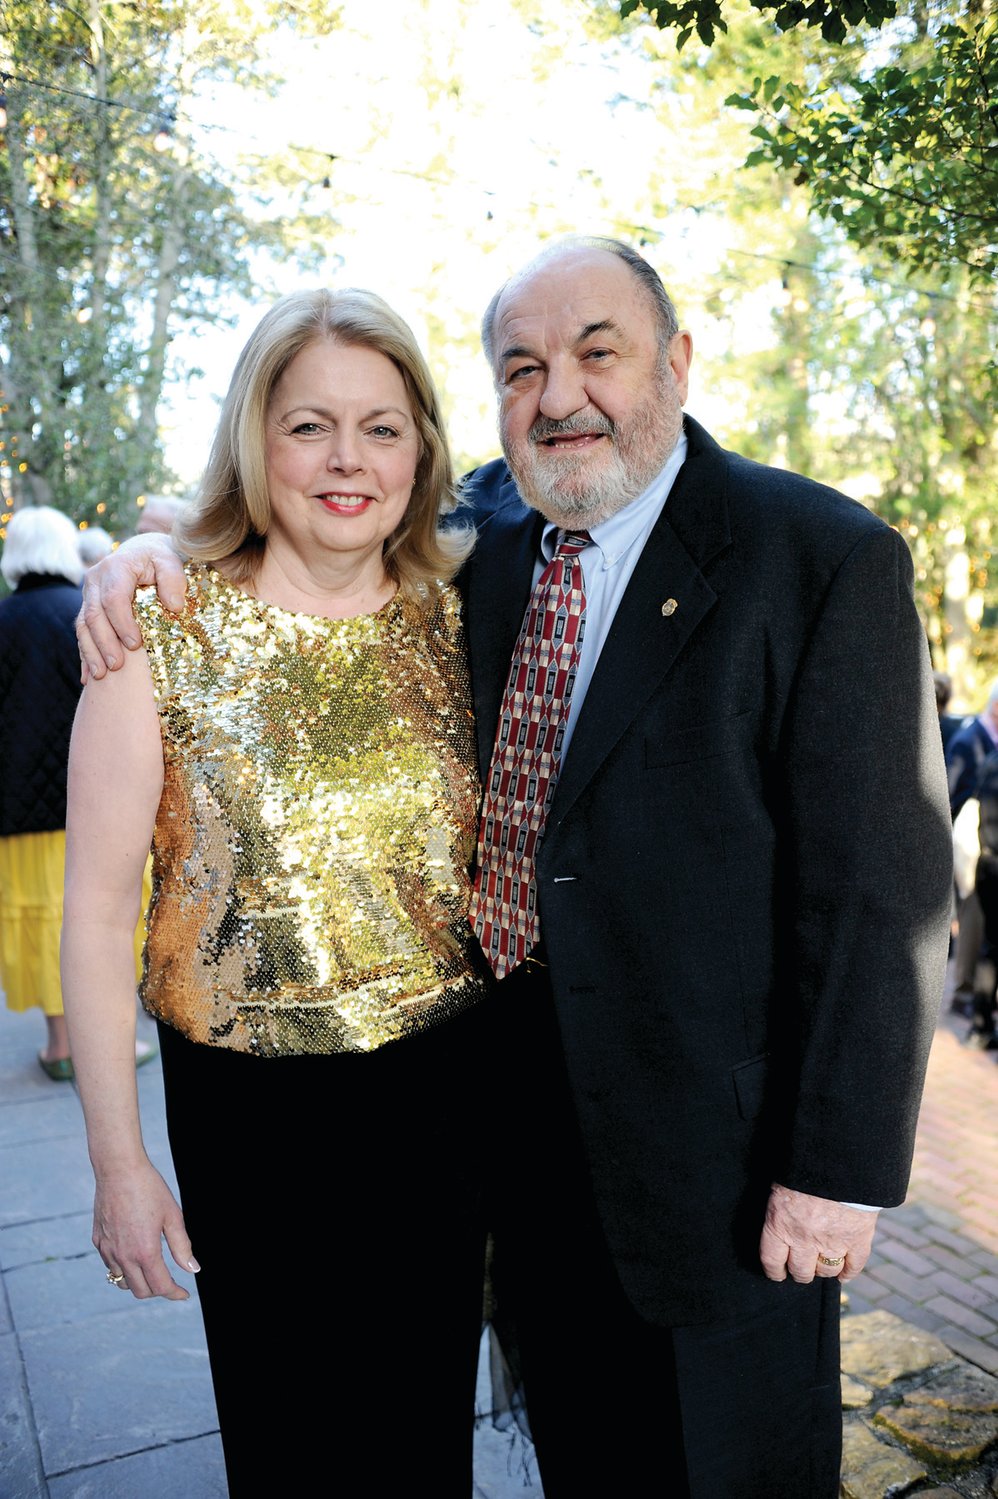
38,1054,74,1082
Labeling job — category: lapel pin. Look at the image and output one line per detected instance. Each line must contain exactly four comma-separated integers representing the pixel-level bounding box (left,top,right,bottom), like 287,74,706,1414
661,598,678,617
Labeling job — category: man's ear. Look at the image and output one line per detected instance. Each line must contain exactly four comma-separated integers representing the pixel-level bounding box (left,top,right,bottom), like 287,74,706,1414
668,332,693,404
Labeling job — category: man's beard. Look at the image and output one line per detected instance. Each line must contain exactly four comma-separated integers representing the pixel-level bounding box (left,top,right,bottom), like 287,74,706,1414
500,379,683,528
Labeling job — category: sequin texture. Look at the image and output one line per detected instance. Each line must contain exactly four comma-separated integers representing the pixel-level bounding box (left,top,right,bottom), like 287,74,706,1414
137,565,487,1055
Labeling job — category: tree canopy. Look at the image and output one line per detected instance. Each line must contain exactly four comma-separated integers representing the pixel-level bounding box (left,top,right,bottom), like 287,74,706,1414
618,0,899,47
728,12,998,287
598,0,998,688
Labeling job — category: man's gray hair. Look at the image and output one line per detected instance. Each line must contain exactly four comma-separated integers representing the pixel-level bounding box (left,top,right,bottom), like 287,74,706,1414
481,236,681,375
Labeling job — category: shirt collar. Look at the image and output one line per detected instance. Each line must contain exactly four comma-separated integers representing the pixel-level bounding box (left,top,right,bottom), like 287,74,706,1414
540,429,688,568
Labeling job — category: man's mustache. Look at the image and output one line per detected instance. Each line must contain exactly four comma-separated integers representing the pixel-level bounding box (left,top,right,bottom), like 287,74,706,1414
528,410,615,444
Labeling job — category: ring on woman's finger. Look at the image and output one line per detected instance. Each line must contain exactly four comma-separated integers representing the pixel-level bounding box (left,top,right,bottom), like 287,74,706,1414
817,1253,845,1268
106,1269,127,1287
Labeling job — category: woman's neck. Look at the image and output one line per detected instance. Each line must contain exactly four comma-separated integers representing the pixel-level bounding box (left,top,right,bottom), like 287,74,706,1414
223,542,397,619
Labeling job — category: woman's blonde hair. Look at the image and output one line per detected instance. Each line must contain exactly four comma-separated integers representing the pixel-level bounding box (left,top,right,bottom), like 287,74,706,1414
176,289,473,601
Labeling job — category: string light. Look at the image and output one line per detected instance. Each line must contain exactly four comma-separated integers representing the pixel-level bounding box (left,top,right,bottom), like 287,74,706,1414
1,68,171,130
0,69,993,317
153,112,175,153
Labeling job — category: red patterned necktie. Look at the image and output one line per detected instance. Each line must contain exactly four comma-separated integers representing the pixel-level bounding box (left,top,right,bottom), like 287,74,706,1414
470,529,591,979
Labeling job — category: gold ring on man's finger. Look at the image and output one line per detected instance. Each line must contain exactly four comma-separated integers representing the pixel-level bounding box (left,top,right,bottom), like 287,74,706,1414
816,1253,845,1268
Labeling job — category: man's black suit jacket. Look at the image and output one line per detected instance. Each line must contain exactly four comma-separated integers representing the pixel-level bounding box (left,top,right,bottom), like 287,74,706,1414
460,415,952,1326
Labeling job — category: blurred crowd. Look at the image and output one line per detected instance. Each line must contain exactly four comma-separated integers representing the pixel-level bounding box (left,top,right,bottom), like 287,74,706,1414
936,670,998,1051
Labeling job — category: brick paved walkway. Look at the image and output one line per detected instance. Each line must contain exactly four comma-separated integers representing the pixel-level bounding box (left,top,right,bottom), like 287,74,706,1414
846,986,998,1377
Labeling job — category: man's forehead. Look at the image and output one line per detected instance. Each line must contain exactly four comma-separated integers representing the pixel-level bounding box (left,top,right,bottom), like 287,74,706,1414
495,251,644,348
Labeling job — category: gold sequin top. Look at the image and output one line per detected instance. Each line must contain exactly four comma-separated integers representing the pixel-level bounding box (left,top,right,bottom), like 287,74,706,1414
136,564,488,1056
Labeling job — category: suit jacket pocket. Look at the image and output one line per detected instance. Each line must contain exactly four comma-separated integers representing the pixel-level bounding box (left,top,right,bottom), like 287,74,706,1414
732,1054,769,1121
645,708,756,768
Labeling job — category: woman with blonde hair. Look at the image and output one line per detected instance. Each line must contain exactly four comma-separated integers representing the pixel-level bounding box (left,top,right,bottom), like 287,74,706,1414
62,289,491,1491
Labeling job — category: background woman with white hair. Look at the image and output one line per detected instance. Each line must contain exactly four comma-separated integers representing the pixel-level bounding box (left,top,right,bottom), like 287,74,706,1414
0,506,150,1077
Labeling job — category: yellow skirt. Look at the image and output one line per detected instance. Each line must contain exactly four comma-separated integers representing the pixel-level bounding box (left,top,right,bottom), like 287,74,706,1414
0,830,149,1016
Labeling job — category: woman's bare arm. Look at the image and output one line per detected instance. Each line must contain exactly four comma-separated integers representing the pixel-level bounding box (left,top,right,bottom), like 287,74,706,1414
62,645,198,1299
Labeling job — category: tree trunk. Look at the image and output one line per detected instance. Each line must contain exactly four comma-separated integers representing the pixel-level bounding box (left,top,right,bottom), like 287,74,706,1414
130,31,201,496
942,527,979,703
2,93,61,507
131,168,188,494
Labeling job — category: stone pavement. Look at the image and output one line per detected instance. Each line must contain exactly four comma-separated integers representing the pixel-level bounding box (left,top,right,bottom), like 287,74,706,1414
0,999,539,1498
839,1310,998,1496
1,973,995,1497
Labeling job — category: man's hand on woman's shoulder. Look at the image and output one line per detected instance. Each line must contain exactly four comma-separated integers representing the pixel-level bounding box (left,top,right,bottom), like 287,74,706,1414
77,534,187,681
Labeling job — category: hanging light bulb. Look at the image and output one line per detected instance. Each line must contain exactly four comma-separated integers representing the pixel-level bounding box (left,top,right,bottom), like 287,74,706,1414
153,112,175,152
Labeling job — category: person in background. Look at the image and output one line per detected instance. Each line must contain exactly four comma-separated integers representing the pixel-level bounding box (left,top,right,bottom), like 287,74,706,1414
946,678,998,1013
947,679,998,819
134,494,186,536
0,508,150,1078
935,670,969,968
934,670,967,755
969,751,998,1049
78,526,115,570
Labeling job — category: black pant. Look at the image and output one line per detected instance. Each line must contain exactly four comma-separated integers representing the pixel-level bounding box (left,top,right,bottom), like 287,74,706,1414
159,1010,490,1495
485,965,842,1499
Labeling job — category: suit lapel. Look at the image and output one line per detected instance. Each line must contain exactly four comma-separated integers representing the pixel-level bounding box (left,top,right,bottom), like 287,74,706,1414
549,418,731,828
465,494,544,778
